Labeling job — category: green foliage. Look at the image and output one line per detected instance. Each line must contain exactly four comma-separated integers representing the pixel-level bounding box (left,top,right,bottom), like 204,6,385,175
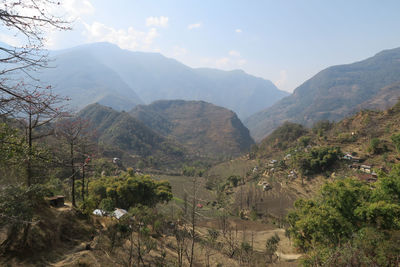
0,184,48,227
182,165,196,176
287,165,400,265
312,120,333,137
79,198,97,215
391,133,400,154
258,122,308,153
99,198,115,213
227,175,241,187
0,123,25,164
249,208,258,221
295,146,342,175
207,228,219,242
265,233,280,262
89,172,172,210
92,158,118,177
337,132,356,143
0,123,51,185
368,138,387,154
299,136,311,147
0,184,50,251
301,228,400,267
181,165,205,177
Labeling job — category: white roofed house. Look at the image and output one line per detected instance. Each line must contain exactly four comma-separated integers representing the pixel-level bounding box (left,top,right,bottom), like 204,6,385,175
113,208,128,219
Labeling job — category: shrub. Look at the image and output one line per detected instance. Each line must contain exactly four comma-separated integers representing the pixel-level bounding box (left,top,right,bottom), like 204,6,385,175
295,147,342,175
89,173,172,210
391,133,400,154
287,166,400,265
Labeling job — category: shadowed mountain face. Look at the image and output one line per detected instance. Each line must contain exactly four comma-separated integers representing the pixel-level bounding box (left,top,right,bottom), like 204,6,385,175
245,47,400,141
130,100,255,157
39,42,288,118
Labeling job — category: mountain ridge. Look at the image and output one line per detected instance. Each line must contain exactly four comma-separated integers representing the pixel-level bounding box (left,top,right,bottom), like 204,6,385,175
40,42,288,118
245,46,400,141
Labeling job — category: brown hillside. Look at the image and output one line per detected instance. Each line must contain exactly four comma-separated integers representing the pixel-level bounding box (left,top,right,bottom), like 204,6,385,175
130,100,255,158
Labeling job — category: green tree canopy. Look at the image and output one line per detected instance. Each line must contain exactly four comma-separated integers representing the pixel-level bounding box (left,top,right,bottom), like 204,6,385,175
89,172,172,210
286,165,400,265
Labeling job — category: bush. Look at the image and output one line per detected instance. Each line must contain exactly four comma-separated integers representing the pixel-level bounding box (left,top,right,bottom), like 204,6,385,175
227,175,241,187
295,146,342,175
368,138,388,154
287,166,400,265
0,184,49,251
391,133,400,154
312,120,333,136
89,173,172,210
299,136,311,147
338,133,356,143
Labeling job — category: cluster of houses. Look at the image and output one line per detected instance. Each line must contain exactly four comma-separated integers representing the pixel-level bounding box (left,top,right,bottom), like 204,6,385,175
343,152,378,182
343,153,362,162
92,208,128,220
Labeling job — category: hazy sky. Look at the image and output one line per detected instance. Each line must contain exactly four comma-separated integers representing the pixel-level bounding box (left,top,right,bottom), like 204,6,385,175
4,0,400,92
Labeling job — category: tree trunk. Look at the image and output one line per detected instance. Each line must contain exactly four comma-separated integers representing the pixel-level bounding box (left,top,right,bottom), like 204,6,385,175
189,177,197,267
128,230,134,267
27,113,32,186
71,142,76,207
81,163,85,201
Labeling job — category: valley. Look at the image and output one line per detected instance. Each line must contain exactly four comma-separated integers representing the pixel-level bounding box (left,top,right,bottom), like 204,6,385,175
1,2,400,266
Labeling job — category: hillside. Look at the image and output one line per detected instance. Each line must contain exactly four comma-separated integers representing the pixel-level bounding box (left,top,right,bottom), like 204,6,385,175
130,100,255,157
245,47,400,141
200,100,400,237
255,99,400,170
78,104,186,167
41,42,288,118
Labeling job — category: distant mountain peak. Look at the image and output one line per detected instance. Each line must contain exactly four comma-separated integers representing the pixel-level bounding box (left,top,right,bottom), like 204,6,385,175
38,42,288,118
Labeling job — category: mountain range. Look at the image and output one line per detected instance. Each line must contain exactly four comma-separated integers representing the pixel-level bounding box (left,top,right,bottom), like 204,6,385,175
245,47,400,141
38,42,288,119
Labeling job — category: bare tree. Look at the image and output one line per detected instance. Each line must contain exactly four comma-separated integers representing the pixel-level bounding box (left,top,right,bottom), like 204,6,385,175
189,176,197,267
55,117,90,207
218,209,228,237
202,228,219,267
14,85,65,185
0,2,70,90
223,227,239,258
0,0,70,114
174,224,189,267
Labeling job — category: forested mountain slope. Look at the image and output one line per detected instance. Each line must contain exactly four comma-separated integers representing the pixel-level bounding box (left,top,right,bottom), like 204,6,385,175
130,100,255,157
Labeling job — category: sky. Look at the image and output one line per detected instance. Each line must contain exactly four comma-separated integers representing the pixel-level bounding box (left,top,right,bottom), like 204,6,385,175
3,0,400,92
